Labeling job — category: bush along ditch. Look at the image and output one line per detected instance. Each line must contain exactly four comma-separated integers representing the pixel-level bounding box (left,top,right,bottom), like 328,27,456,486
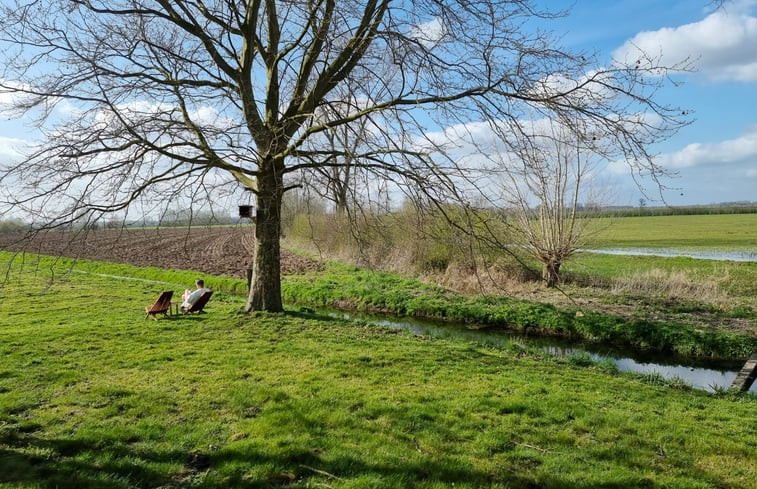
281,262,757,360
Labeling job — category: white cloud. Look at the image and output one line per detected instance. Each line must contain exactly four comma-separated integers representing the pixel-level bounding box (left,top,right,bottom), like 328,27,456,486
656,126,757,169
605,158,631,176
613,5,757,81
90,100,237,134
409,17,447,48
0,136,28,162
0,79,37,114
531,69,617,105
606,126,757,179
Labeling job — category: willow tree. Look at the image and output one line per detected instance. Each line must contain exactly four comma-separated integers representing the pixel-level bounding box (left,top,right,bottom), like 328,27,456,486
0,0,686,312
497,123,601,287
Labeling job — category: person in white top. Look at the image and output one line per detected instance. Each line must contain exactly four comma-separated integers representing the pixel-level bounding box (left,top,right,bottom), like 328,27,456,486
181,279,211,310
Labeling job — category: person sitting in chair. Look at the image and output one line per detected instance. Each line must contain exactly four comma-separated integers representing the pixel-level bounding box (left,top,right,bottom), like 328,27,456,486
181,279,211,312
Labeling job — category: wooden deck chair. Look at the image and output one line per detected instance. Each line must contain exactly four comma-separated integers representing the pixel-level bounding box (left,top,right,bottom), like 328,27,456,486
145,290,174,320
182,290,213,314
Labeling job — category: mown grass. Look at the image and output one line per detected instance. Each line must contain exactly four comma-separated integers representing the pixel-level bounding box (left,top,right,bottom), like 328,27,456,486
1,254,756,488
589,213,757,250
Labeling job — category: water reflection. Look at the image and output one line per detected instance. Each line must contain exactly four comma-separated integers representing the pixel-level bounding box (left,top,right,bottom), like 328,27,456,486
326,310,756,393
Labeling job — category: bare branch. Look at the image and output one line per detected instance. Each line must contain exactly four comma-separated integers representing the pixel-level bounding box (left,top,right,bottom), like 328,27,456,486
0,0,689,311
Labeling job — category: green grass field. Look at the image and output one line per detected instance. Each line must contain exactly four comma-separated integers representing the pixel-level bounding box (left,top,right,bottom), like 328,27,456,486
589,213,757,250
1,253,756,488
566,252,757,299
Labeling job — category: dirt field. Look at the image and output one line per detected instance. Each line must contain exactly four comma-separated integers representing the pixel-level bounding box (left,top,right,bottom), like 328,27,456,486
0,226,322,278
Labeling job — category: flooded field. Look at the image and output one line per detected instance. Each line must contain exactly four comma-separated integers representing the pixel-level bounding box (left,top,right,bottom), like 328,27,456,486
583,248,757,262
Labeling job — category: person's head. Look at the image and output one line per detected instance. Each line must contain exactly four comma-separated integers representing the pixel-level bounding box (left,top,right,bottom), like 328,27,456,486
196,279,204,289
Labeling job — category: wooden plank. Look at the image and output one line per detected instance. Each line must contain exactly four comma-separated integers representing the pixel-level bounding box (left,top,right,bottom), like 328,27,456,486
730,353,757,391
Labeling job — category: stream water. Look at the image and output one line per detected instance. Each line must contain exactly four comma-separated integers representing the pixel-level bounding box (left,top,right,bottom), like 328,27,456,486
325,309,756,393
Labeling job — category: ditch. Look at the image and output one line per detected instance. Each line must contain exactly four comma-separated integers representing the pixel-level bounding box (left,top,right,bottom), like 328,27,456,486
325,309,757,393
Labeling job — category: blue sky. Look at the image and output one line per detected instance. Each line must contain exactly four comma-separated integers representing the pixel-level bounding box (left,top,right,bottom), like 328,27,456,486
0,1,755,209
550,0,757,206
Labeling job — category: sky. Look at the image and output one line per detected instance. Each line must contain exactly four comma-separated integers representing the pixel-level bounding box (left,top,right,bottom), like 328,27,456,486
0,0,755,210
547,0,757,206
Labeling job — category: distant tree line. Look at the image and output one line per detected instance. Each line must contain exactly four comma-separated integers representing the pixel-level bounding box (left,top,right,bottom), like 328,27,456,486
593,203,757,218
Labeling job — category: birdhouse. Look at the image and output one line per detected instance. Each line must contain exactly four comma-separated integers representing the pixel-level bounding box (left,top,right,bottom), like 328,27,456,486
238,205,254,219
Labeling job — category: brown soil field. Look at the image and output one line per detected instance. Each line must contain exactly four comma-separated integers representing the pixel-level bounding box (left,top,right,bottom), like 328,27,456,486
0,226,322,278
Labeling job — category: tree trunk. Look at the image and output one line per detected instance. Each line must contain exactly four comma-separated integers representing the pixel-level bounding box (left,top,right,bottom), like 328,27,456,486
245,158,284,312
542,260,561,288
332,163,350,216
335,190,348,216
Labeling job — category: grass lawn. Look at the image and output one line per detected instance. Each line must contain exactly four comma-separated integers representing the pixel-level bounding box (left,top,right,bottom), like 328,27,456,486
589,214,757,250
1,254,756,488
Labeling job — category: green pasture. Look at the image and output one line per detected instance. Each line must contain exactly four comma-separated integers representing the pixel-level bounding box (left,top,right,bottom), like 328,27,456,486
566,252,757,299
1,253,756,488
589,213,757,250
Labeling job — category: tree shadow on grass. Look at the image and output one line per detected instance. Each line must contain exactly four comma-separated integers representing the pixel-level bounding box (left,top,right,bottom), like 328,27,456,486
0,429,727,489
1,429,170,489
0,428,551,489
209,446,547,489
282,308,335,323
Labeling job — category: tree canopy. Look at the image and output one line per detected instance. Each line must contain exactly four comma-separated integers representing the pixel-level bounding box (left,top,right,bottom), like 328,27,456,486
0,0,688,311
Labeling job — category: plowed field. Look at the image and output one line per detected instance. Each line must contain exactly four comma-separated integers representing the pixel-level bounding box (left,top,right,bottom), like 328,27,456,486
0,226,322,278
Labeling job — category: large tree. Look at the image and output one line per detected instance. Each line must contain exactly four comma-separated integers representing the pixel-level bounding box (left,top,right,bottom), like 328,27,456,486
0,0,686,312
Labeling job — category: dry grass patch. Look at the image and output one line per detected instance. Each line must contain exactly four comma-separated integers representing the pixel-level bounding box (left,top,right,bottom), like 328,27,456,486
428,261,540,296
611,268,730,304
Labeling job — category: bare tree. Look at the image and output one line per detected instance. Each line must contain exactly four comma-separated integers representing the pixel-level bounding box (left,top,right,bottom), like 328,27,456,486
304,78,379,216
497,123,599,287
0,0,688,312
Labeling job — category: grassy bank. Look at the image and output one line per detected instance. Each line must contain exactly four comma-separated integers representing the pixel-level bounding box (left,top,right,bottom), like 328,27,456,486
286,211,756,335
282,262,756,359
1,255,756,488
566,252,757,300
